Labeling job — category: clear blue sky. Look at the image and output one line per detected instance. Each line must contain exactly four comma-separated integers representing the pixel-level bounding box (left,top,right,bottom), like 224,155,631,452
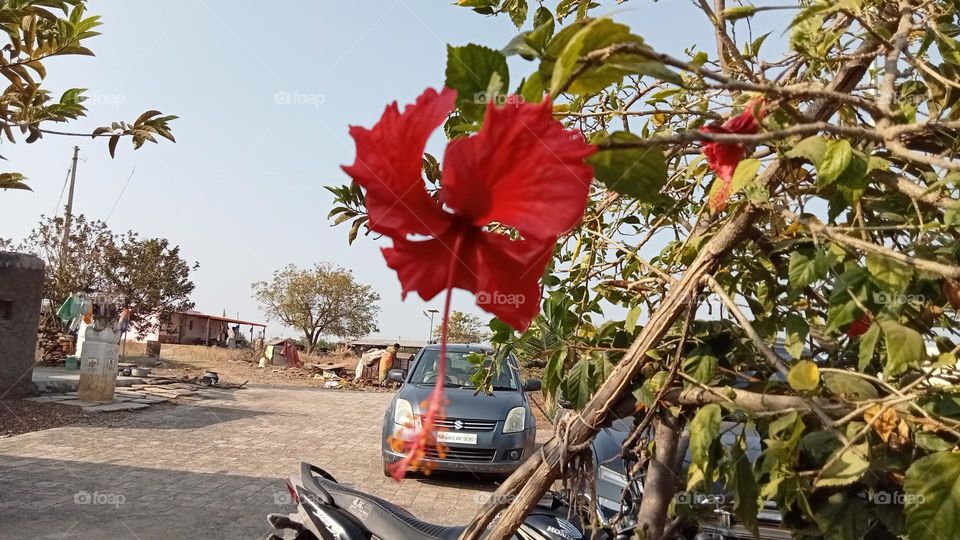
0,1,792,341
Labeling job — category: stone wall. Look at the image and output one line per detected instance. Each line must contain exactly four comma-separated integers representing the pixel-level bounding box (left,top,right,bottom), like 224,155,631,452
0,252,45,397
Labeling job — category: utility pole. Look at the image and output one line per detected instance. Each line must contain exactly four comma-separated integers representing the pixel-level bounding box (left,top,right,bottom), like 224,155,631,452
424,309,439,344
59,146,80,271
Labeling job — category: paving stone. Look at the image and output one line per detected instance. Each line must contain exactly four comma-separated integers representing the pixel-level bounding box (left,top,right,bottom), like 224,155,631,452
81,402,151,412
0,386,518,537
24,395,68,403
54,399,100,407
130,398,167,404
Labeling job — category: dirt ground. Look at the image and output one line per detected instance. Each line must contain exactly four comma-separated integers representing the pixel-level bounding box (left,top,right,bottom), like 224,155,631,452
116,342,388,390
0,399,138,439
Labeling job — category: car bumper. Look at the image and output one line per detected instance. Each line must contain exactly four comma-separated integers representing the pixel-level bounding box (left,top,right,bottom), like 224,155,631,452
696,523,791,540
382,426,535,474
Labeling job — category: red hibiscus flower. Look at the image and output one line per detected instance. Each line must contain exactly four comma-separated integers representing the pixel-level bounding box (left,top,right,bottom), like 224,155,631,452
342,87,595,480
701,99,765,212
847,313,872,338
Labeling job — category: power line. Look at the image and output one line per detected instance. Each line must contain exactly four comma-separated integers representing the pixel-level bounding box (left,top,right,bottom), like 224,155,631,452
52,165,72,217
104,166,136,224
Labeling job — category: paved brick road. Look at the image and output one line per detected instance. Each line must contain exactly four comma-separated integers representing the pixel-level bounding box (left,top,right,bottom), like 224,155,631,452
0,386,515,539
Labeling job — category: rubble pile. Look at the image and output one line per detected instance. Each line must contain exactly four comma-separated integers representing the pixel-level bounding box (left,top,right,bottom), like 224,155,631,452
36,326,74,363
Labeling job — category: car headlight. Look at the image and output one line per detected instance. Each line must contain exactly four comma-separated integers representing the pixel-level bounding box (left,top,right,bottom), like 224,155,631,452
394,398,415,426
503,406,525,433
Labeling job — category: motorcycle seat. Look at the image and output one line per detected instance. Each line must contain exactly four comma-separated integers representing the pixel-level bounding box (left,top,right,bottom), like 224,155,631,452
312,474,467,540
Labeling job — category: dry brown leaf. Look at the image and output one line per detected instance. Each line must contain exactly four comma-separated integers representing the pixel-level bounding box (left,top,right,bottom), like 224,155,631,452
864,404,899,442
944,279,960,310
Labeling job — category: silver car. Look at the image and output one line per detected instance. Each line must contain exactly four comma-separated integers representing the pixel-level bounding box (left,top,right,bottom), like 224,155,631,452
380,343,540,476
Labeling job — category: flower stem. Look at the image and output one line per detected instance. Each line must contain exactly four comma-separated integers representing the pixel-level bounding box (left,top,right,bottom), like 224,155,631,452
389,233,463,480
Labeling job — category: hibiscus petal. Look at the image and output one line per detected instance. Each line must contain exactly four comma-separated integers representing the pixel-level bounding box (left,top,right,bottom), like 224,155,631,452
382,228,554,331
382,230,478,303
342,88,456,238
471,232,556,331
721,99,765,134
701,129,747,183
439,98,595,241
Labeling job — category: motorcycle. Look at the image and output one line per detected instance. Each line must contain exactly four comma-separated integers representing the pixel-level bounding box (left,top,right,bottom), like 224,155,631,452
263,462,589,540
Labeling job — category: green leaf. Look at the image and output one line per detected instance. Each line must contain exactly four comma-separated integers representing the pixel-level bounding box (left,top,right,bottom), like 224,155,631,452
722,6,757,20
707,158,761,206
544,348,566,398
817,139,853,185
880,319,924,376
0,172,30,191
858,322,881,371
542,18,676,96
533,6,552,27
519,72,545,103
904,452,960,540
503,32,540,60
785,135,827,165
783,314,809,359
822,371,878,400
690,404,721,469
866,252,913,292
588,132,668,201
728,438,759,537
826,267,870,331
814,444,869,487
833,154,869,204
562,356,593,408
788,250,829,291
683,346,717,385
914,431,955,452
445,44,510,122
347,217,364,245
624,305,641,333
636,370,668,408
788,360,820,391
504,0,528,28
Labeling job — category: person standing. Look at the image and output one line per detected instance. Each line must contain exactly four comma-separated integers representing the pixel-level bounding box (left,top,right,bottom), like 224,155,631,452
378,343,399,385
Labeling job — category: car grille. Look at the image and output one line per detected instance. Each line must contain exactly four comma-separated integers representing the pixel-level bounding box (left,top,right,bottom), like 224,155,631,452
426,447,496,463
434,418,497,432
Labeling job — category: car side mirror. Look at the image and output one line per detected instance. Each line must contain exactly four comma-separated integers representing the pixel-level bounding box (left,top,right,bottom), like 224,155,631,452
388,369,406,383
523,379,542,392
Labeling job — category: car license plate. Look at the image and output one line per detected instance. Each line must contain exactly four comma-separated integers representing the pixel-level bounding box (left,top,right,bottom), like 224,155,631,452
436,431,477,445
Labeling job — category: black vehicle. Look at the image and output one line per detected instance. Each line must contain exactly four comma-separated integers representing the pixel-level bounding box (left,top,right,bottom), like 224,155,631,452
263,462,588,540
586,419,790,540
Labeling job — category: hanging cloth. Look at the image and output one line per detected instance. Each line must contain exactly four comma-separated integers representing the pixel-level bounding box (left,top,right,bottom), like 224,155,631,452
56,295,79,325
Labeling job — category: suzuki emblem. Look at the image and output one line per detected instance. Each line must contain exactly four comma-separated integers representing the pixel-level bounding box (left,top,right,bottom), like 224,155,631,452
453,420,464,430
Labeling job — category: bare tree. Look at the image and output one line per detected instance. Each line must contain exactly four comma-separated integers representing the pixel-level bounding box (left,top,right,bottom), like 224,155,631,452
252,263,380,353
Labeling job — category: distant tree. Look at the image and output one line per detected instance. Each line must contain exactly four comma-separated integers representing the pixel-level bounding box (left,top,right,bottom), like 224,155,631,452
436,311,488,344
252,263,380,353
15,214,196,333
0,1,176,194
16,214,113,305
102,232,197,336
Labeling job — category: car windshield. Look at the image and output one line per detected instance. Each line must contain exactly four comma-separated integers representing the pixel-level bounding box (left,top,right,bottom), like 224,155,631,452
408,349,519,390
